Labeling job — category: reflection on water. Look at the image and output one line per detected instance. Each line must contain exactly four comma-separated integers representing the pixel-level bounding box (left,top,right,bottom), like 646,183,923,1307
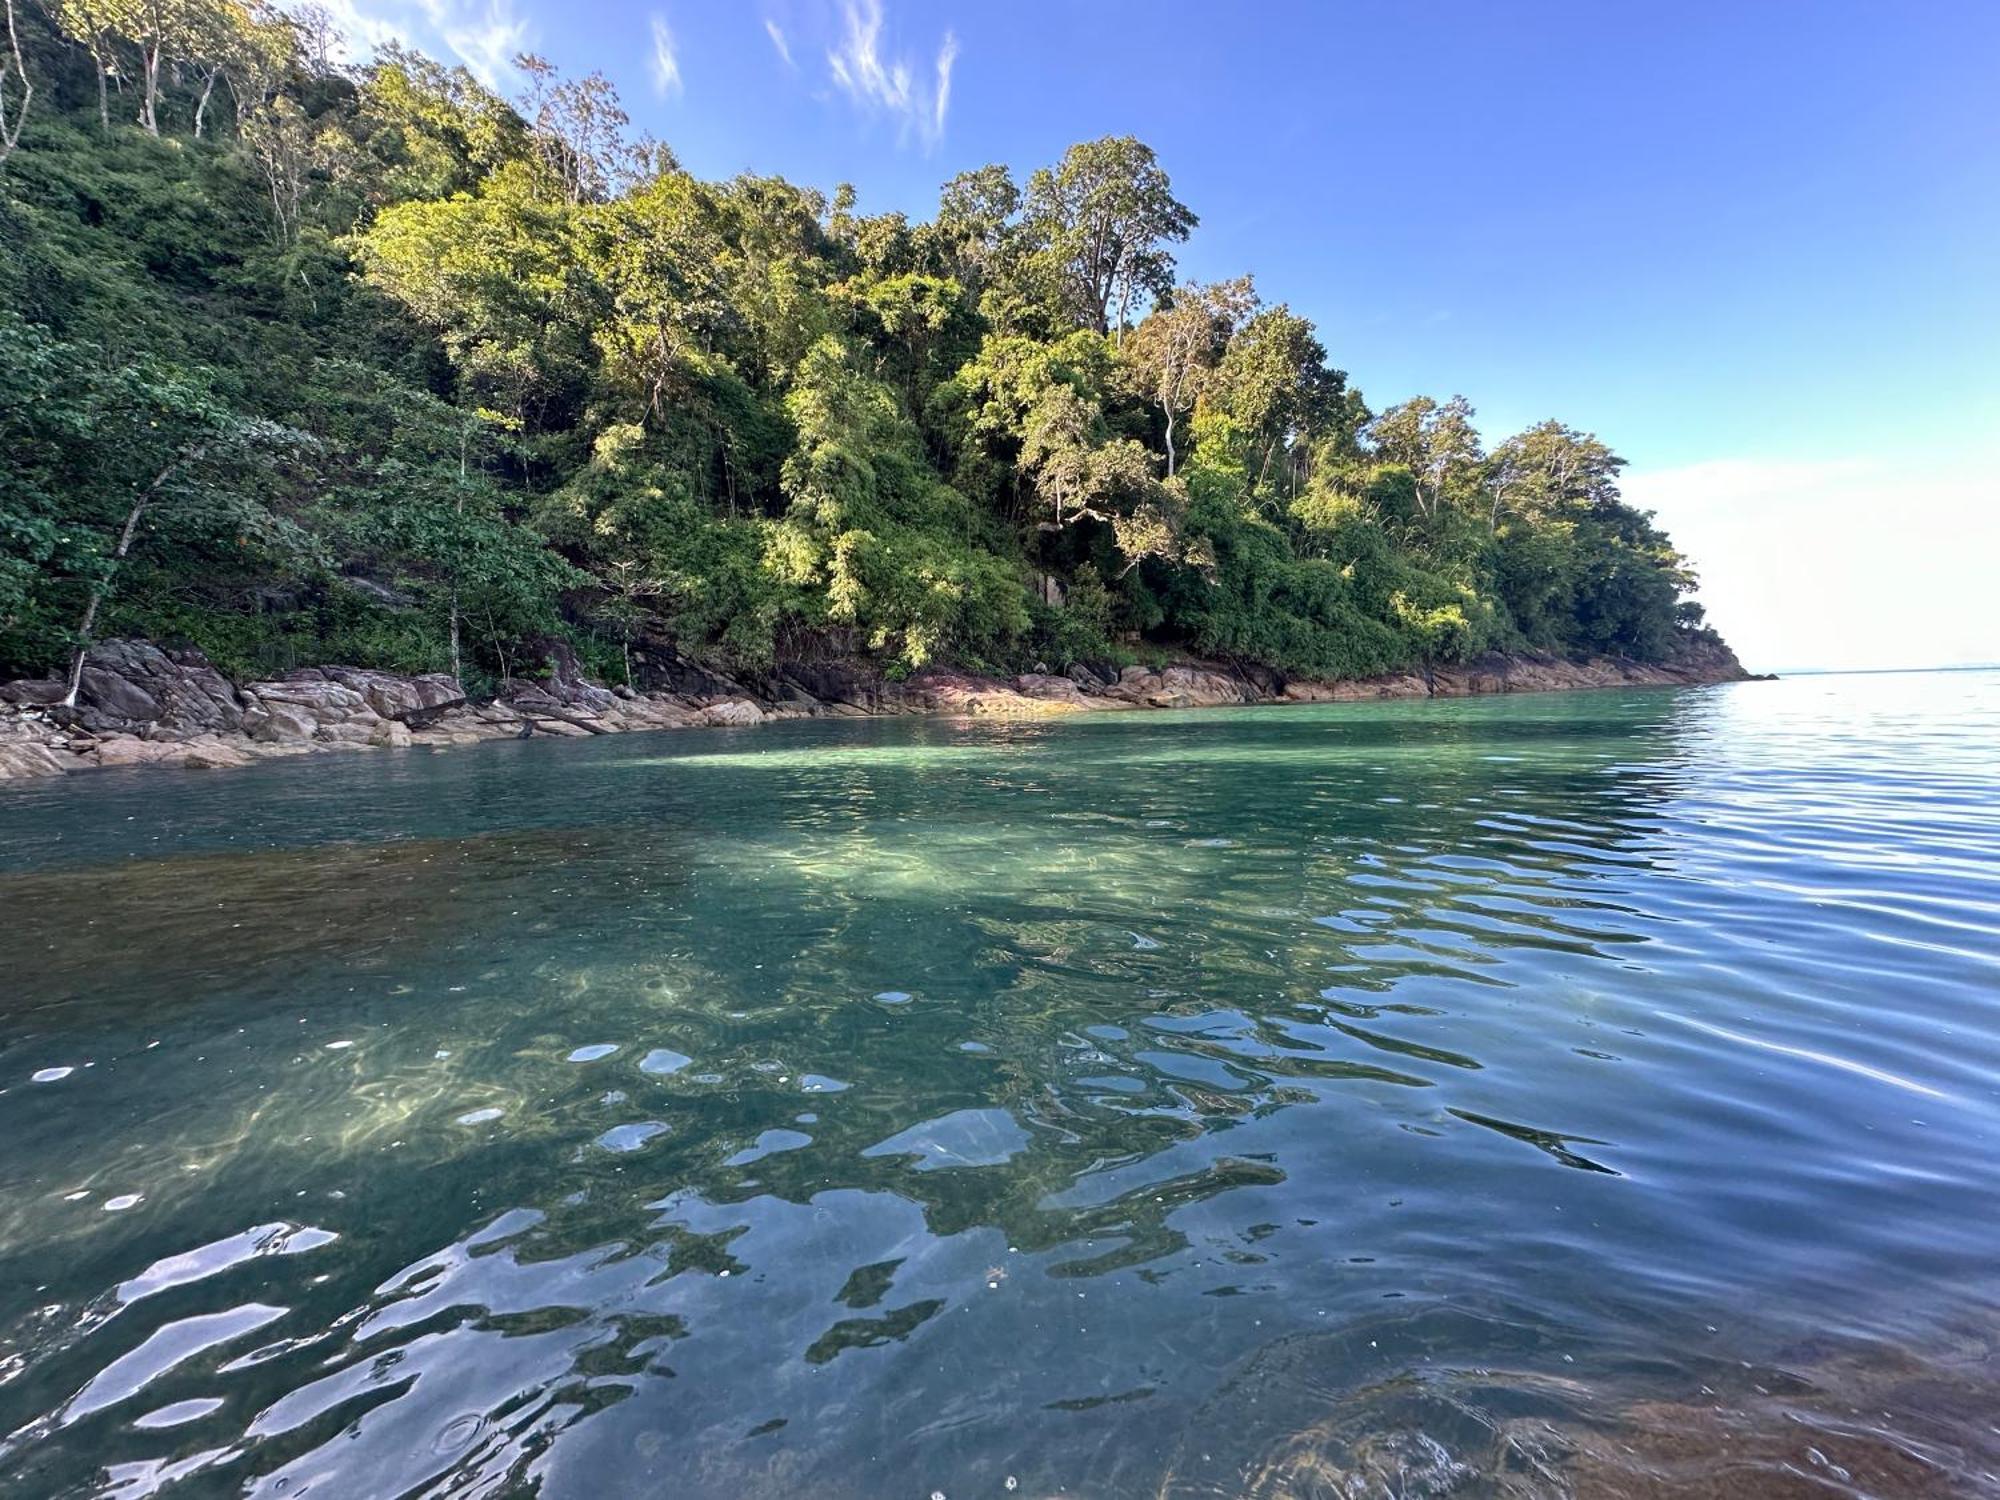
2,673,1999,1496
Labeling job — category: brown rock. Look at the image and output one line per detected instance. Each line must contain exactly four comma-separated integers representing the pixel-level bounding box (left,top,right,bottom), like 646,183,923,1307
701,699,766,727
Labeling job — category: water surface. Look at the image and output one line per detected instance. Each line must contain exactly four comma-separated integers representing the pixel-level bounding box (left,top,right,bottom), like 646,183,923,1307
3,673,1998,1496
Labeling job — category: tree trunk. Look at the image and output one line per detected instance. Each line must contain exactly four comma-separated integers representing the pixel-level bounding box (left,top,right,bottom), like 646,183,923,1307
139,39,161,135
1256,438,1277,494
0,0,31,169
62,449,201,706
193,67,218,138
449,434,467,682
1163,406,1177,478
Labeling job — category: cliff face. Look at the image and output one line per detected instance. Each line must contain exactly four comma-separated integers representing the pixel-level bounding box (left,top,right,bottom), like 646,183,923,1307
0,635,1759,783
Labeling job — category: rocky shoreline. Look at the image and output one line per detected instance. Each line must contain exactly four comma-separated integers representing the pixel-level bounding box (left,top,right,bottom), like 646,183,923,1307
0,637,1758,784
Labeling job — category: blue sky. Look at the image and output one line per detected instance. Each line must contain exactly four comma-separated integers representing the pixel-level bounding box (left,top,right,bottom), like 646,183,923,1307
317,0,1998,672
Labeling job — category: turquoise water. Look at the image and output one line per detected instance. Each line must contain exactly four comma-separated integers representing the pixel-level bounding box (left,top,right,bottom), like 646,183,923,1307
2,672,1999,1496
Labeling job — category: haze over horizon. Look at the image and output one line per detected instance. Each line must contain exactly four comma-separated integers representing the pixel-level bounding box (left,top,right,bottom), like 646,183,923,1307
305,0,1998,674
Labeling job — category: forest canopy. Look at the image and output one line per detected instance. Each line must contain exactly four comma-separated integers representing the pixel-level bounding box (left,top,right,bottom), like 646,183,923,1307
0,0,1719,690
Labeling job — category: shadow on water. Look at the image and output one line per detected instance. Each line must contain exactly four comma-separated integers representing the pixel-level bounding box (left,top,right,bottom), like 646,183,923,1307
1154,1302,2000,1499
0,828,673,1014
2,679,1999,1495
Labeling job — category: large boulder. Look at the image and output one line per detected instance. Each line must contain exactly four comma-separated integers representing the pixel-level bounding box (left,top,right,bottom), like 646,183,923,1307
701,699,766,727
181,737,255,770
249,703,318,742
307,667,465,721
246,678,371,723
18,641,247,737
512,637,618,713
0,677,67,707
91,734,187,769
0,737,70,780
772,660,881,712
632,641,754,701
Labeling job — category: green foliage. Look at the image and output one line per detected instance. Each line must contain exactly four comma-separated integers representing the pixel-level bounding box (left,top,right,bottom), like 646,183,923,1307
0,5,1714,690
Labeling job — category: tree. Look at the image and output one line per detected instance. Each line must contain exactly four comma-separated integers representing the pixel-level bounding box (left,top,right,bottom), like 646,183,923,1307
0,330,311,699
44,0,117,134
1123,276,1256,476
96,0,206,136
1366,395,1484,522
517,53,633,205
354,163,596,429
204,0,307,139
351,46,527,203
932,162,1019,288
1485,420,1621,531
1211,305,1362,498
582,169,732,423
1021,136,1196,338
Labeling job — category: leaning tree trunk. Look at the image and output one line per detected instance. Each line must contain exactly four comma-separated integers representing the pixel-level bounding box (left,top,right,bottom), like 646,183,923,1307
192,67,218,137
0,0,31,169
62,449,201,706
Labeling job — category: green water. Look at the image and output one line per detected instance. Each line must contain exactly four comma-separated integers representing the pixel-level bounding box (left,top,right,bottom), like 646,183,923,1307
3,674,1999,1497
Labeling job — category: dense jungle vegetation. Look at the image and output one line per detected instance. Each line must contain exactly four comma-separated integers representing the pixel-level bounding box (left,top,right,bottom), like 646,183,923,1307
0,0,1721,691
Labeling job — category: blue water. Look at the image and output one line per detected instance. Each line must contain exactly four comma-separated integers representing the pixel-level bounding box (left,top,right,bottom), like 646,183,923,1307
2,672,1997,1496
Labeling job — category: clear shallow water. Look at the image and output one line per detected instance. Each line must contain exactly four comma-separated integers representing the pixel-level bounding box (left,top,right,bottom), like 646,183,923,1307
2,672,1999,1497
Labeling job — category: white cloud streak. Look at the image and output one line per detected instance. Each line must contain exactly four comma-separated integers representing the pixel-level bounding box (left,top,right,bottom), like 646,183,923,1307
825,0,956,148
763,18,794,69
650,13,683,97
932,27,957,142
279,0,531,88
417,0,529,87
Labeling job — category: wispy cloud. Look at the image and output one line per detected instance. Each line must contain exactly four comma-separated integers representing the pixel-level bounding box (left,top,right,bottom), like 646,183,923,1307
932,27,957,141
825,0,957,148
283,0,532,88
416,0,530,87
649,13,683,97
763,18,794,69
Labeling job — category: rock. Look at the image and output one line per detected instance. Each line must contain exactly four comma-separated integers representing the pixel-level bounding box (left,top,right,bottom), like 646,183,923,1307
0,677,67,706
768,660,881,711
0,741,71,779
920,673,1090,717
701,699,766,727
1014,673,1098,708
514,637,618,713
370,719,413,749
310,667,465,721
77,668,161,722
39,641,246,737
249,679,370,720
91,735,183,769
250,703,317,742
633,641,753,700
181,738,254,770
